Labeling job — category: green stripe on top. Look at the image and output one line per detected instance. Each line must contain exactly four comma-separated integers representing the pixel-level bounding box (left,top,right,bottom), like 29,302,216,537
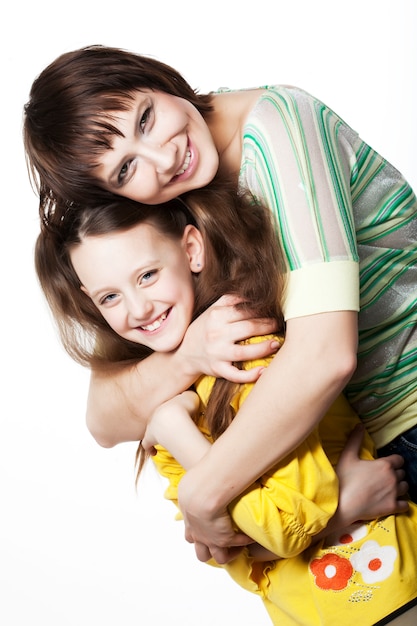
237,85,417,443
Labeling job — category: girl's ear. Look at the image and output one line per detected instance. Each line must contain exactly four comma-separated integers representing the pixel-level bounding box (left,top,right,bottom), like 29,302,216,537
183,224,205,273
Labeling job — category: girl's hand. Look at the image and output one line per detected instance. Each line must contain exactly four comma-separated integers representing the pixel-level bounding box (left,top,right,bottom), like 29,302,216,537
142,391,213,471
141,392,206,468
336,424,409,524
180,294,280,382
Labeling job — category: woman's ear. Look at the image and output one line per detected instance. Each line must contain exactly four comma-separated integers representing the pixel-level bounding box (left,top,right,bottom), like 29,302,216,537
183,225,205,273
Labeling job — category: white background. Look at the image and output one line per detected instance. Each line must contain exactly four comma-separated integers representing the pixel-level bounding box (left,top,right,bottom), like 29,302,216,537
1,1,416,624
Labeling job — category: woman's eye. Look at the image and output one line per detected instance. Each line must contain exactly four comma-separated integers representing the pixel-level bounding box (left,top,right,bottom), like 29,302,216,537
139,107,151,132
118,161,131,184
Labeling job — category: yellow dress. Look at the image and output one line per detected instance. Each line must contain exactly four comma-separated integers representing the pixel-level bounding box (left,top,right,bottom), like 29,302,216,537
152,337,417,625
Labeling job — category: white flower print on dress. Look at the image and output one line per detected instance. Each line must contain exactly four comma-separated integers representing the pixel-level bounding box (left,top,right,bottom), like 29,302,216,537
350,540,397,584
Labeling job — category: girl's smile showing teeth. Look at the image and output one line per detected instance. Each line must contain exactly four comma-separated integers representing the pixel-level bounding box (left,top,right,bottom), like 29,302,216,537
139,309,171,332
71,220,199,354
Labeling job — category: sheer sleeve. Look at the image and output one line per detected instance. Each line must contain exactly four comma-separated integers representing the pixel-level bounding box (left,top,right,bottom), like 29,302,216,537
240,86,361,319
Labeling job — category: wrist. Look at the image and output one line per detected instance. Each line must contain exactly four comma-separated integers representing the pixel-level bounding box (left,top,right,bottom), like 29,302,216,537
178,463,229,520
173,343,202,382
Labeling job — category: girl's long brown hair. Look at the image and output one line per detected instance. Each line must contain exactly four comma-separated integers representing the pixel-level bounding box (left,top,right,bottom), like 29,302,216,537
184,181,285,441
35,176,285,471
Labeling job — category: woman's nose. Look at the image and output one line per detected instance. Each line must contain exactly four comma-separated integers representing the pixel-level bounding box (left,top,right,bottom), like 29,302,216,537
141,140,177,174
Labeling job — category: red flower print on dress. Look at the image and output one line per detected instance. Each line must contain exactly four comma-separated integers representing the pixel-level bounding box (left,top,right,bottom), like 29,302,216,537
310,553,353,590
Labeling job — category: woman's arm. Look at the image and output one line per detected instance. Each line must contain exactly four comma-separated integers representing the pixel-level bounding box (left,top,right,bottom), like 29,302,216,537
178,308,408,563
86,296,279,447
87,352,197,448
176,311,359,562
152,404,407,565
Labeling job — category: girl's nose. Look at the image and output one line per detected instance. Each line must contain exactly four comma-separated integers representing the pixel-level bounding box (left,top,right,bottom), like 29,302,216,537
126,293,153,326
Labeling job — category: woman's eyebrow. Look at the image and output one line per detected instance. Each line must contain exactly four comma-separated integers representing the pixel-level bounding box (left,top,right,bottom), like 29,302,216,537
103,104,144,185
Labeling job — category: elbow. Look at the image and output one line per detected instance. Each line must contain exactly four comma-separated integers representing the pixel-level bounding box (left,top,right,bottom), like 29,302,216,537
86,413,117,448
333,350,357,389
93,434,116,449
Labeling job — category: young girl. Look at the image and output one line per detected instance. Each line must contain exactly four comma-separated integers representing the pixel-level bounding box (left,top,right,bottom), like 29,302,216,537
34,184,417,625
24,45,417,562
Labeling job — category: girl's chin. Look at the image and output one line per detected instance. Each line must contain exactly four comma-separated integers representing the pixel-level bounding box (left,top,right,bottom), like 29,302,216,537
147,336,183,353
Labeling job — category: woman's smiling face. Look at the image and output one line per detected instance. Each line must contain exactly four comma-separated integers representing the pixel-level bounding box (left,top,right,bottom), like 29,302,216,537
96,90,220,205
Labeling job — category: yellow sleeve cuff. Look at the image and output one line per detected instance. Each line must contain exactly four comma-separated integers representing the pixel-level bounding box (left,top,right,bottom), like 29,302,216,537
282,260,359,320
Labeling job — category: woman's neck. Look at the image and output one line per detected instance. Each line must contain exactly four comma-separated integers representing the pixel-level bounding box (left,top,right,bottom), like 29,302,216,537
208,89,263,179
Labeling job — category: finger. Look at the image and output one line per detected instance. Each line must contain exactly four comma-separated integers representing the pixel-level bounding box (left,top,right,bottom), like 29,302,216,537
397,479,409,497
213,364,265,384
230,336,281,362
209,296,275,324
194,542,212,563
395,500,409,512
395,468,406,482
209,546,238,565
223,545,247,562
223,319,279,344
214,294,244,308
383,453,405,469
218,532,253,548
338,423,365,462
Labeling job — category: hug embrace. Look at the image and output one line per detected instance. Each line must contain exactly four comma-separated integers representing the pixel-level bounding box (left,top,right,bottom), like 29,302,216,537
25,46,417,624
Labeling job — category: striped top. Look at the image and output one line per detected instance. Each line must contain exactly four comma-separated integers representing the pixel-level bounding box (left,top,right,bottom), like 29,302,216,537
236,86,417,447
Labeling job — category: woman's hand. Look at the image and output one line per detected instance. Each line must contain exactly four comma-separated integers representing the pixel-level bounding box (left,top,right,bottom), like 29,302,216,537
178,467,253,564
180,295,279,383
336,424,409,524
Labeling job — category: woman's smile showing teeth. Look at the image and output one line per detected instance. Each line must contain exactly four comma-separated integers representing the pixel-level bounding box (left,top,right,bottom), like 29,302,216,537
140,309,171,332
174,149,191,177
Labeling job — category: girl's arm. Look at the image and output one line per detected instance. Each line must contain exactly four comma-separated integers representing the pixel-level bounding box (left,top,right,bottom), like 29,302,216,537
177,310,408,564
86,296,279,447
148,393,337,563
141,391,210,470
142,392,253,553
237,424,407,563
151,403,407,565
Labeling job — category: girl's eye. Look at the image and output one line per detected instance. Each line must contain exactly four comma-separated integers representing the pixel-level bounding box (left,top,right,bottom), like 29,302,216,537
100,293,118,305
140,270,157,284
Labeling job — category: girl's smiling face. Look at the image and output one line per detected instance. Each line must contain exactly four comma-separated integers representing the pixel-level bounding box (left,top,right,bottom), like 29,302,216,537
96,90,220,205
70,221,204,353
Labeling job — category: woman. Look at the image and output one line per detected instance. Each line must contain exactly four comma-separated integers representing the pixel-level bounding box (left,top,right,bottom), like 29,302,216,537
24,45,416,563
